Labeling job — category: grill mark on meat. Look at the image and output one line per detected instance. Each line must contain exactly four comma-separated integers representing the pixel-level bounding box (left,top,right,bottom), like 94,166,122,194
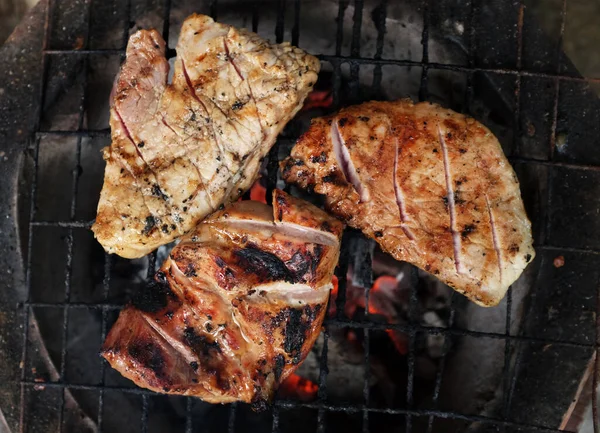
115,107,165,193
127,338,169,380
160,115,214,210
132,275,176,313
114,107,176,230
181,59,227,165
223,39,266,140
393,136,415,240
331,120,370,202
485,194,503,283
438,124,462,274
167,261,248,366
108,145,159,225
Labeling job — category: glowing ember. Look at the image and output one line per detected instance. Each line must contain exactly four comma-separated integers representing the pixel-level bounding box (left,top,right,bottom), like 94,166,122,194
278,373,319,401
328,274,408,355
240,178,267,203
302,89,333,111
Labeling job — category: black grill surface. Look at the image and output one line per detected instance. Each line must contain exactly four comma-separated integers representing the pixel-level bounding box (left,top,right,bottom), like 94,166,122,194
0,1,599,432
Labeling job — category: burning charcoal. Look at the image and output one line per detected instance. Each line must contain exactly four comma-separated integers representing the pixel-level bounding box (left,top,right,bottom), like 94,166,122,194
277,373,319,402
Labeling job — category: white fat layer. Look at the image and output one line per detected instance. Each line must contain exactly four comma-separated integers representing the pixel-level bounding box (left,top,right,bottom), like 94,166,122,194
247,281,332,305
208,218,339,246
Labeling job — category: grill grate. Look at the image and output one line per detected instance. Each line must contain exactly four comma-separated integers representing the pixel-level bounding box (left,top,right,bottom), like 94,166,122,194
13,0,600,432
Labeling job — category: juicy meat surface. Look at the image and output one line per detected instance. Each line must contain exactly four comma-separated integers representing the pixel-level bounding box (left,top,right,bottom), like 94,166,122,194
102,190,343,405
92,14,320,258
281,99,535,306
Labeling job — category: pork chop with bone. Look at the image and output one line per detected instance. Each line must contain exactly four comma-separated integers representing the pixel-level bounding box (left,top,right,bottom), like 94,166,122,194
92,14,319,258
282,99,535,306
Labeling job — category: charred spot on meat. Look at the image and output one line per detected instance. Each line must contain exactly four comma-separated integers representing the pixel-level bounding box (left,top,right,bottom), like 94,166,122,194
142,215,157,236
132,276,176,313
128,341,167,379
234,246,296,283
101,190,343,404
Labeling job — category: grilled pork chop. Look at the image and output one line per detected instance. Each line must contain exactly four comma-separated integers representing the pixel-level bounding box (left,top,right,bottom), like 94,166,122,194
102,190,343,404
282,100,535,306
92,14,319,259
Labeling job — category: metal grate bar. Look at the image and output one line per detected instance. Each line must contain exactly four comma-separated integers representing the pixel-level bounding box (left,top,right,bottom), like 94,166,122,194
419,0,430,101
331,0,347,107
31,47,600,85
513,1,525,156
272,406,280,433
19,143,40,432
44,49,124,55
315,330,329,433
426,292,457,433
405,267,419,433
19,0,56,423
97,0,131,428
275,0,286,44
30,220,94,228
185,396,193,433
252,2,259,33
333,236,349,321
291,0,301,47
550,0,568,159
324,319,596,348
504,0,526,395
57,231,74,430
162,0,171,43
36,129,111,138
349,0,364,100
210,0,218,21
17,378,578,433
362,324,370,433
371,0,387,97
141,395,149,433
464,0,477,110
501,288,514,423
24,302,122,310
228,402,237,433
314,55,600,83
594,281,600,433
361,250,373,433
20,298,600,349
97,253,112,431
49,0,95,429
34,50,600,84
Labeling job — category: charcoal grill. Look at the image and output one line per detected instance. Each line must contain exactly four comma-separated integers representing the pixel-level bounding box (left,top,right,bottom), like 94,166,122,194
1,0,599,432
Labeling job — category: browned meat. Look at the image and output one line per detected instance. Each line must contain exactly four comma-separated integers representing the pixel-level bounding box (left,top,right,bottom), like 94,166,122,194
101,190,343,405
92,14,319,259
281,99,535,306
